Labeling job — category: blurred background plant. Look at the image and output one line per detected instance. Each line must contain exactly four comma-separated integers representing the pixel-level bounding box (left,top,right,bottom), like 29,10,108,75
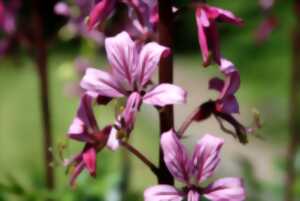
0,0,299,201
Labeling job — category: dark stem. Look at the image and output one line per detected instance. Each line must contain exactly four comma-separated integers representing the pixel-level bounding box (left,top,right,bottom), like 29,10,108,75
120,141,159,177
32,5,54,191
157,0,175,185
284,1,300,201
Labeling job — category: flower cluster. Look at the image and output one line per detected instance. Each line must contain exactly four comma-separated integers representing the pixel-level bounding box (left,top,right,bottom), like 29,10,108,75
65,1,252,201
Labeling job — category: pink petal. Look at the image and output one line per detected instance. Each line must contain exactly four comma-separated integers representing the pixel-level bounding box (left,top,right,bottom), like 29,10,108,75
87,0,116,30
187,190,200,201
191,134,224,183
137,42,170,86
54,2,70,16
211,7,243,26
144,185,183,201
121,92,142,132
204,178,246,201
106,127,120,151
195,8,210,65
80,68,125,98
68,94,98,142
105,32,138,90
143,84,187,107
82,147,97,176
160,130,190,183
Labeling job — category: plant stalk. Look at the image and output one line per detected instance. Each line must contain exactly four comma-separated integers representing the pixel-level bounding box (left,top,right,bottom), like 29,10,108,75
32,4,54,191
285,1,300,201
157,0,175,185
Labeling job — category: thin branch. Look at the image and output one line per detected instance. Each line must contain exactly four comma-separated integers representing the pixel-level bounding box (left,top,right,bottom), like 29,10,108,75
120,141,159,177
177,107,200,138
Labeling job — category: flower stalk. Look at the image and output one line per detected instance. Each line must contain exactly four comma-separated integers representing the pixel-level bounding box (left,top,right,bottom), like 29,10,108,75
157,0,175,185
285,1,300,201
32,1,54,191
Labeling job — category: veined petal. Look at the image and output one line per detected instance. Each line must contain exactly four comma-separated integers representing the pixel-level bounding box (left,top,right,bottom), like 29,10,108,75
161,130,190,183
87,0,116,30
204,178,246,201
143,84,187,107
144,185,183,201
82,147,97,177
187,190,200,201
68,93,98,142
80,68,125,98
191,134,224,183
105,32,138,89
137,42,170,86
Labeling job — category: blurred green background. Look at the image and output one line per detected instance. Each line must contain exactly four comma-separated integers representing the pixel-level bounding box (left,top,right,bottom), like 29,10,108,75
0,0,298,200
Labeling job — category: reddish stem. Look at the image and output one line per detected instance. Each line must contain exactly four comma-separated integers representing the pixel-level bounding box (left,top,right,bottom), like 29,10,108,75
120,141,159,176
32,4,54,191
157,0,175,185
285,1,300,201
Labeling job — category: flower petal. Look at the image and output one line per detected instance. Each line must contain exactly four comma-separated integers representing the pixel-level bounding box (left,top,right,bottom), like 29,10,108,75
82,146,97,176
209,77,224,92
105,32,138,89
143,84,187,107
216,95,239,114
213,7,243,26
68,93,98,142
195,8,210,65
106,127,120,151
80,68,125,98
87,0,116,30
191,134,224,183
137,42,170,86
161,130,190,183
187,190,200,201
144,185,183,201
204,178,246,201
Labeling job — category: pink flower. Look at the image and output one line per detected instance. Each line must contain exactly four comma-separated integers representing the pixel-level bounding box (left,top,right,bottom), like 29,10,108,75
255,16,278,44
81,31,187,150
87,0,158,38
144,130,246,201
195,4,243,66
66,93,111,186
209,58,240,114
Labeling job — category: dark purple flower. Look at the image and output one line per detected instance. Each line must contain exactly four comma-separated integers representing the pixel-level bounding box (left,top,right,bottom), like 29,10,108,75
209,58,240,114
66,93,111,186
195,4,243,66
81,31,187,150
144,130,246,201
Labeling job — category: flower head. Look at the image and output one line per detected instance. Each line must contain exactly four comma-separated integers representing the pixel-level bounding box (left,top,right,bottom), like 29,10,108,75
81,31,187,150
66,93,111,186
195,4,243,66
144,130,246,201
209,58,240,114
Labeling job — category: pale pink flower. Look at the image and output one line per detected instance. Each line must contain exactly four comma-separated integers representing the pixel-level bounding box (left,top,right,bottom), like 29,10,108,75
81,31,187,150
144,130,246,201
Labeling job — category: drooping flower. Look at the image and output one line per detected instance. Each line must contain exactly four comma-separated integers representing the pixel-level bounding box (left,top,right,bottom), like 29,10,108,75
144,130,246,201
87,0,158,39
66,93,111,186
209,58,240,114
195,4,243,66
81,31,187,150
